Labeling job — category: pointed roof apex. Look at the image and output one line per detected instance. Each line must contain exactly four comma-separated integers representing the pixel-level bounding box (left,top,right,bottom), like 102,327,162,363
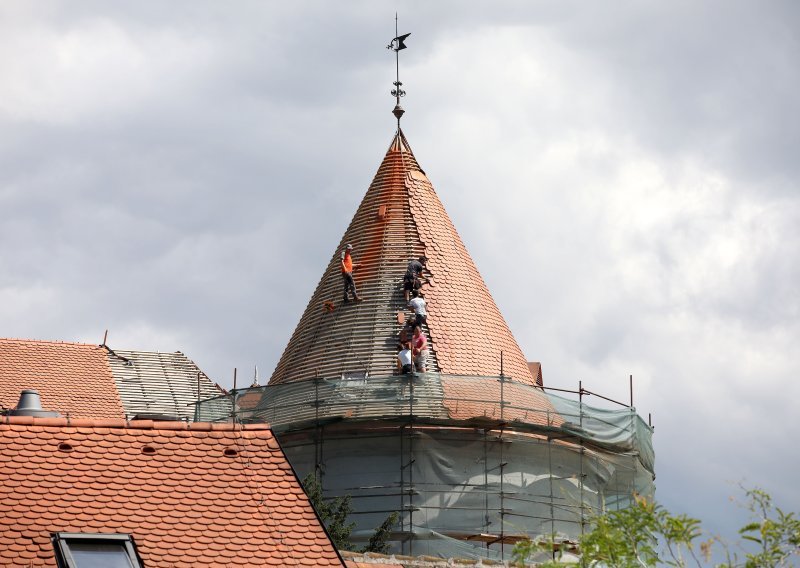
389,127,413,153
269,128,538,387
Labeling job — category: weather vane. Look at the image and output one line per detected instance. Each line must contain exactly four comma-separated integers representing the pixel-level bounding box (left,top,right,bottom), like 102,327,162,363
387,14,410,125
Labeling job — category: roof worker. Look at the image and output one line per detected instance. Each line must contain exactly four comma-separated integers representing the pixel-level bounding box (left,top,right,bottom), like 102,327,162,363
408,290,427,328
404,255,428,301
397,342,413,375
412,326,429,373
341,244,362,303
398,317,415,351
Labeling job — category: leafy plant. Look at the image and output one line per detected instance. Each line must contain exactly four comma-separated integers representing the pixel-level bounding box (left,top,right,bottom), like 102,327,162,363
738,488,800,568
511,534,564,567
303,477,798,565
578,494,703,567
301,473,400,554
362,511,399,554
302,473,355,550
511,488,798,567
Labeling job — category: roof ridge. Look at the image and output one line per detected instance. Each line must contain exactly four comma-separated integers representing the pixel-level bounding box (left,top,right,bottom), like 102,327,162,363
109,348,185,355
0,338,189,357
0,415,272,431
0,337,102,348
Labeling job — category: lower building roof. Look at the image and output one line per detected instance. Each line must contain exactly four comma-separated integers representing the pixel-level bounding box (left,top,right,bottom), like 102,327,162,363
0,338,124,419
0,338,221,421
0,416,344,567
107,348,222,420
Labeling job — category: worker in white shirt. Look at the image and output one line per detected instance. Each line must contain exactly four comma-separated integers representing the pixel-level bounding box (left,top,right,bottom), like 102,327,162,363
408,290,427,327
397,342,413,374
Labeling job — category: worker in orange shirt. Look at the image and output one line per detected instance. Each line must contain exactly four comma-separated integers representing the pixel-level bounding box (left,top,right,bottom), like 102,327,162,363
341,243,362,302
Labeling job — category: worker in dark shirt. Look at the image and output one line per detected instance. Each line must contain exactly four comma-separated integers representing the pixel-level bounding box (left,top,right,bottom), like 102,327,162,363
403,256,427,301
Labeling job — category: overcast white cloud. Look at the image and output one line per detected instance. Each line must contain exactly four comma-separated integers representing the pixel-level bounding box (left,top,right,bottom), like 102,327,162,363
1,0,797,551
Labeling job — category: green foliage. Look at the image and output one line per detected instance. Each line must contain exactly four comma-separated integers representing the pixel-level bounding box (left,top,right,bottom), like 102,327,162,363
511,534,564,567
511,537,537,566
738,488,800,568
302,473,355,551
509,488,798,568
301,476,798,565
361,511,399,554
301,473,400,554
578,494,702,567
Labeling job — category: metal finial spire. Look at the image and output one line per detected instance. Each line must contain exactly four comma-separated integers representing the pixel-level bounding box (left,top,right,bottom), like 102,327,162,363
386,14,410,126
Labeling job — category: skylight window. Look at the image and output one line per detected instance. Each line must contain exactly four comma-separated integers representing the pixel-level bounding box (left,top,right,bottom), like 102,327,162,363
52,533,143,568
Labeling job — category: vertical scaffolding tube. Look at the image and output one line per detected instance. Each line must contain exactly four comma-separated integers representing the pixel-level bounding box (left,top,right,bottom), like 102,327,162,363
548,436,556,562
399,416,406,554
499,359,506,558
630,374,634,408
314,377,322,480
483,428,490,535
499,423,505,558
409,373,415,556
579,380,586,536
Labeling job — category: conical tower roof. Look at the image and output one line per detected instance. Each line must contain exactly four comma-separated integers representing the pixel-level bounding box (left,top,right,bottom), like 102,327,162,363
270,129,537,386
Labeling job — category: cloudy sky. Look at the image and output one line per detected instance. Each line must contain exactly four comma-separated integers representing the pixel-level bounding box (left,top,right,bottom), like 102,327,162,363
1,0,797,552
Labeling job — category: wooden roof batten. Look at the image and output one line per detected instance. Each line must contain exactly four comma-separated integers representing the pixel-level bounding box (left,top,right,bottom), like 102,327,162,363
269,127,539,388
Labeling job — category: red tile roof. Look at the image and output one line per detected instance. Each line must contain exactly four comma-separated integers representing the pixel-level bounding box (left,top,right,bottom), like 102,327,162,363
270,130,540,387
0,338,124,419
0,416,344,567
405,166,533,382
527,362,543,387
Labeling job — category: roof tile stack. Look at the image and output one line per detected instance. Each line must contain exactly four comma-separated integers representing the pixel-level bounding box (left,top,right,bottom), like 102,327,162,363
108,349,221,420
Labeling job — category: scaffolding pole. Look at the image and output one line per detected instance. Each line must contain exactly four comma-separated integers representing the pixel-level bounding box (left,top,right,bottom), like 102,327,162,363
579,380,586,536
484,427,490,553
548,434,556,562
314,376,323,480
499,360,506,559
409,372,415,556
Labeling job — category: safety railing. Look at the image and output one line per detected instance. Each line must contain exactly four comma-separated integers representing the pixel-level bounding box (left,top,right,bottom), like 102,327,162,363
194,373,654,474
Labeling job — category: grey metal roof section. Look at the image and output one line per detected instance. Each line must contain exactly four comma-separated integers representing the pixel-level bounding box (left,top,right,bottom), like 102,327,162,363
107,349,221,421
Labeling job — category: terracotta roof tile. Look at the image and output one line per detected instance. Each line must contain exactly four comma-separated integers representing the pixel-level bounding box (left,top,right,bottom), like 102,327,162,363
0,416,344,567
269,130,540,387
527,361,543,386
0,338,221,421
440,376,562,427
267,129,560,421
0,338,124,419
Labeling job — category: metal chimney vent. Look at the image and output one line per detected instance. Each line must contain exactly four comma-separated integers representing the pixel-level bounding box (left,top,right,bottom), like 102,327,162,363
9,389,61,418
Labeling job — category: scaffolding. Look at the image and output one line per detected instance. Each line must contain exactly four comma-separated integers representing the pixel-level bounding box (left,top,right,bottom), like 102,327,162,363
195,373,654,560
